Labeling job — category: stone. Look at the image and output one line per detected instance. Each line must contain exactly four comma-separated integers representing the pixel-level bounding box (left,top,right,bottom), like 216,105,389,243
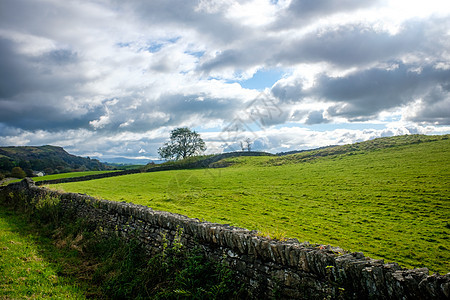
2,179,449,300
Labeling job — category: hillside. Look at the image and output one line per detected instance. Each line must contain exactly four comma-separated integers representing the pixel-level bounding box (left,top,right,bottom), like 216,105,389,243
208,134,450,167
271,133,449,164
0,145,108,175
143,134,449,171
51,134,450,273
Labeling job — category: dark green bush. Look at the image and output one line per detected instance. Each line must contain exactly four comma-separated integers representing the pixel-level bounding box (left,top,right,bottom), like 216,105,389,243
90,230,245,300
11,166,26,179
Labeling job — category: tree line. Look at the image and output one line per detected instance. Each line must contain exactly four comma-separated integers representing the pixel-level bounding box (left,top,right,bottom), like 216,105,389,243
0,145,107,180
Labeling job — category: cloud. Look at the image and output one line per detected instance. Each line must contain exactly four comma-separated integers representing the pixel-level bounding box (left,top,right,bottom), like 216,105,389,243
405,85,450,125
270,61,450,124
272,0,381,29
305,110,329,125
0,0,448,159
318,62,450,121
200,16,450,74
0,37,80,98
118,0,252,46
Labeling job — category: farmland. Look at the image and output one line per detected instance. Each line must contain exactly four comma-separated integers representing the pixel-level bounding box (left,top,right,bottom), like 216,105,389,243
51,135,450,274
31,170,120,182
3,170,120,186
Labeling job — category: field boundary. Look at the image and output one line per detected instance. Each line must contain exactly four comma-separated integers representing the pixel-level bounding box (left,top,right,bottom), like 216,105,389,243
33,151,273,185
34,169,141,185
1,178,449,299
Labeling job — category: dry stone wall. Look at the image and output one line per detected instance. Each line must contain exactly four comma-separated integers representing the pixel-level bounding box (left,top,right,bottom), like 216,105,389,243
34,169,141,185
34,152,272,185
1,179,449,299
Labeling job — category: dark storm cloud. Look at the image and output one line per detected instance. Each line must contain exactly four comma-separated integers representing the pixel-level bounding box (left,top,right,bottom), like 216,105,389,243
0,96,103,131
407,85,450,125
0,36,101,131
199,49,258,74
274,23,417,67
284,18,448,67
200,17,449,73
118,0,250,45
317,63,450,120
0,38,32,98
273,0,381,28
286,0,379,15
0,38,80,98
269,61,450,124
270,61,450,124
0,0,42,32
271,79,305,102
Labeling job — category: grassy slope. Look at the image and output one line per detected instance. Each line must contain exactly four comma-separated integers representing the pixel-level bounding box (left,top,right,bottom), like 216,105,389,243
52,135,450,274
0,207,99,299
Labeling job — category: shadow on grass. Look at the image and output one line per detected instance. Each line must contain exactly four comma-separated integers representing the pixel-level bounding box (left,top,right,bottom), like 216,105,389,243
0,205,104,299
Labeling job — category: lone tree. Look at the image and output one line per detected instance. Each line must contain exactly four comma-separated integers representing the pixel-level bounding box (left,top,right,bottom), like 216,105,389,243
240,138,252,152
158,127,206,160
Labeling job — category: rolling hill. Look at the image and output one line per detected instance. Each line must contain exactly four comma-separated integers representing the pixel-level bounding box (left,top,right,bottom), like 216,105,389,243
51,134,450,273
0,145,108,175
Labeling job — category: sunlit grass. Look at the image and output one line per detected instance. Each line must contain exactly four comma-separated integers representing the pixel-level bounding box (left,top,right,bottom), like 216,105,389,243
6,170,119,185
52,137,450,274
33,170,119,182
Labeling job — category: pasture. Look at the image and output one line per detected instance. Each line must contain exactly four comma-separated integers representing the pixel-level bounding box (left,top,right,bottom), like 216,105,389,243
51,137,450,274
31,170,119,182
4,170,119,185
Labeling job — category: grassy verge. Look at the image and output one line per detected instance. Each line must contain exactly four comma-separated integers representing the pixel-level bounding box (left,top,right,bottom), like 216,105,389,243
0,192,244,299
89,227,245,299
0,206,102,299
52,137,450,274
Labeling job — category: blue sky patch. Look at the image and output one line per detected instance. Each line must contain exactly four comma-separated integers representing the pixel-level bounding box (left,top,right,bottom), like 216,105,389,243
238,68,285,90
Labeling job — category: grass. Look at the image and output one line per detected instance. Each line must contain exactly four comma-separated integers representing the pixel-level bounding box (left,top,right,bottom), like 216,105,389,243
89,227,245,299
51,135,450,274
0,193,243,299
0,206,101,299
32,170,120,182
5,170,119,185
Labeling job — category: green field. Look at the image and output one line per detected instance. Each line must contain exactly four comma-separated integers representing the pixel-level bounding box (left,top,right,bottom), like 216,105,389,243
4,170,119,185
0,207,100,299
51,135,450,274
32,170,119,182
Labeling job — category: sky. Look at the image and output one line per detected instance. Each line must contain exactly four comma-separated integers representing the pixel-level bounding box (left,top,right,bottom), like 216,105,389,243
0,0,449,162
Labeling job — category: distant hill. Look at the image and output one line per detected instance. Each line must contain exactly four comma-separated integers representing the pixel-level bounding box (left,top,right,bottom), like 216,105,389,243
0,145,108,175
96,156,164,165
